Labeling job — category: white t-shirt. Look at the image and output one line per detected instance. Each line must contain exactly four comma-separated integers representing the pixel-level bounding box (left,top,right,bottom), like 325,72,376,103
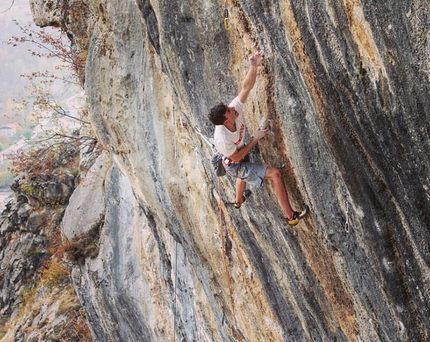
214,97,246,157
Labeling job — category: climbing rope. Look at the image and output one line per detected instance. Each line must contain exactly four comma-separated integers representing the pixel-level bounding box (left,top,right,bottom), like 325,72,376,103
217,177,240,340
195,125,215,150
223,0,233,31
173,241,178,341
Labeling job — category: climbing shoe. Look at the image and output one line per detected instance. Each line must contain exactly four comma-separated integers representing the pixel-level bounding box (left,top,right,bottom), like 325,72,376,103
287,205,309,226
234,189,252,209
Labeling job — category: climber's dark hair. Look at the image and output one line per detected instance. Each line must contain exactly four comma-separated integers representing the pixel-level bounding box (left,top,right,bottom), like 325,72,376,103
207,103,227,125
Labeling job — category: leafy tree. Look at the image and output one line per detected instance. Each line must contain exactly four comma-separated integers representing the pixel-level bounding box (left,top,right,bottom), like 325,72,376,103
5,19,89,132
6,20,85,86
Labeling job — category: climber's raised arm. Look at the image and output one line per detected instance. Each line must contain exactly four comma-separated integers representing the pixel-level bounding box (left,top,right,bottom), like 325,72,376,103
238,51,264,103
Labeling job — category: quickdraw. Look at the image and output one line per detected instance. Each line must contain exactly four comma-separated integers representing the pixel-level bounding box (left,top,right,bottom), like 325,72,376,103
224,9,231,31
344,200,350,233
223,0,232,31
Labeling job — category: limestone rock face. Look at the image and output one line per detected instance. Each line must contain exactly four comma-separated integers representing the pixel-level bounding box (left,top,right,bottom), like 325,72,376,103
34,0,430,341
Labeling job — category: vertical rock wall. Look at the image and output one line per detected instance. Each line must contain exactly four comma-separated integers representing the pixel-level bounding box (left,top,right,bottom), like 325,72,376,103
32,0,430,341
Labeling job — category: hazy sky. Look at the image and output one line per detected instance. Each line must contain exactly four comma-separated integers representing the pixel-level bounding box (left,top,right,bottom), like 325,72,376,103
0,0,35,69
0,0,32,21
0,0,34,121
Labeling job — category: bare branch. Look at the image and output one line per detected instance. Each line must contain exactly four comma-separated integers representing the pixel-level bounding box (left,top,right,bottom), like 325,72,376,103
43,101,91,125
0,0,15,13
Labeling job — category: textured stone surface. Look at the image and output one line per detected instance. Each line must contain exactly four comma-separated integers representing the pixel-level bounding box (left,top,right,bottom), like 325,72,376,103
31,0,430,341
0,144,90,341
0,145,79,317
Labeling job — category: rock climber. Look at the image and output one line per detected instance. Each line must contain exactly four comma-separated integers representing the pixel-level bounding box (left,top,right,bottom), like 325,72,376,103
207,51,309,226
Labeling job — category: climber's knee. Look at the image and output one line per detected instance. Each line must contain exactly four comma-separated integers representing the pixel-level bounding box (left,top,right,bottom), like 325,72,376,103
264,167,282,181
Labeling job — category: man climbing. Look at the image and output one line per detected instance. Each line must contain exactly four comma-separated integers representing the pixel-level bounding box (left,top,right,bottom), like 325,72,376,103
207,51,309,226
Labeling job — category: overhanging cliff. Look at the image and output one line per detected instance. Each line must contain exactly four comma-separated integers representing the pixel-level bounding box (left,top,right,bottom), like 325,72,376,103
30,0,430,341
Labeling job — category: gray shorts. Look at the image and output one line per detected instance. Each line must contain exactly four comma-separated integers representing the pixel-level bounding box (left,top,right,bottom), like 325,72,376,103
224,161,267,187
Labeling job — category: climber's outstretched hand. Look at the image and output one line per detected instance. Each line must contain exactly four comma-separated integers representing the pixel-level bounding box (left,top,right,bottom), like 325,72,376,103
250,51,264,67
255,127,270,140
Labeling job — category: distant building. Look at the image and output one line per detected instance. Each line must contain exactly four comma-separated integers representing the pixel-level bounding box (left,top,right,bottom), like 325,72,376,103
0,124,21,137
0,139,27,164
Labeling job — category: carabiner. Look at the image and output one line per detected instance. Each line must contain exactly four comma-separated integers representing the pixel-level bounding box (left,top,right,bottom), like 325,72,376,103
224,0,233,5
224,17,232,31
223,7,231,31
224,8,229,19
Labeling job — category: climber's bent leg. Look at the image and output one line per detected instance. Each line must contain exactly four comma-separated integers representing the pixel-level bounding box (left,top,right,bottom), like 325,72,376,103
264,167,295,220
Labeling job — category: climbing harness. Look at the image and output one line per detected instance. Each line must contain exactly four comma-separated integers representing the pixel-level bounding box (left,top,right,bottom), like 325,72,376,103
217,177,240,340
223,0,232,31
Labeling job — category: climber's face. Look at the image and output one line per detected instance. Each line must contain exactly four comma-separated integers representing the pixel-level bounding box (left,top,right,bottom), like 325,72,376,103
224,106,238,123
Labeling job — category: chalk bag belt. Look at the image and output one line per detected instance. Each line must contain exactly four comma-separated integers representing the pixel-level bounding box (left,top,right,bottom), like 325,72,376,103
222,154,249,166
222,156,235,166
